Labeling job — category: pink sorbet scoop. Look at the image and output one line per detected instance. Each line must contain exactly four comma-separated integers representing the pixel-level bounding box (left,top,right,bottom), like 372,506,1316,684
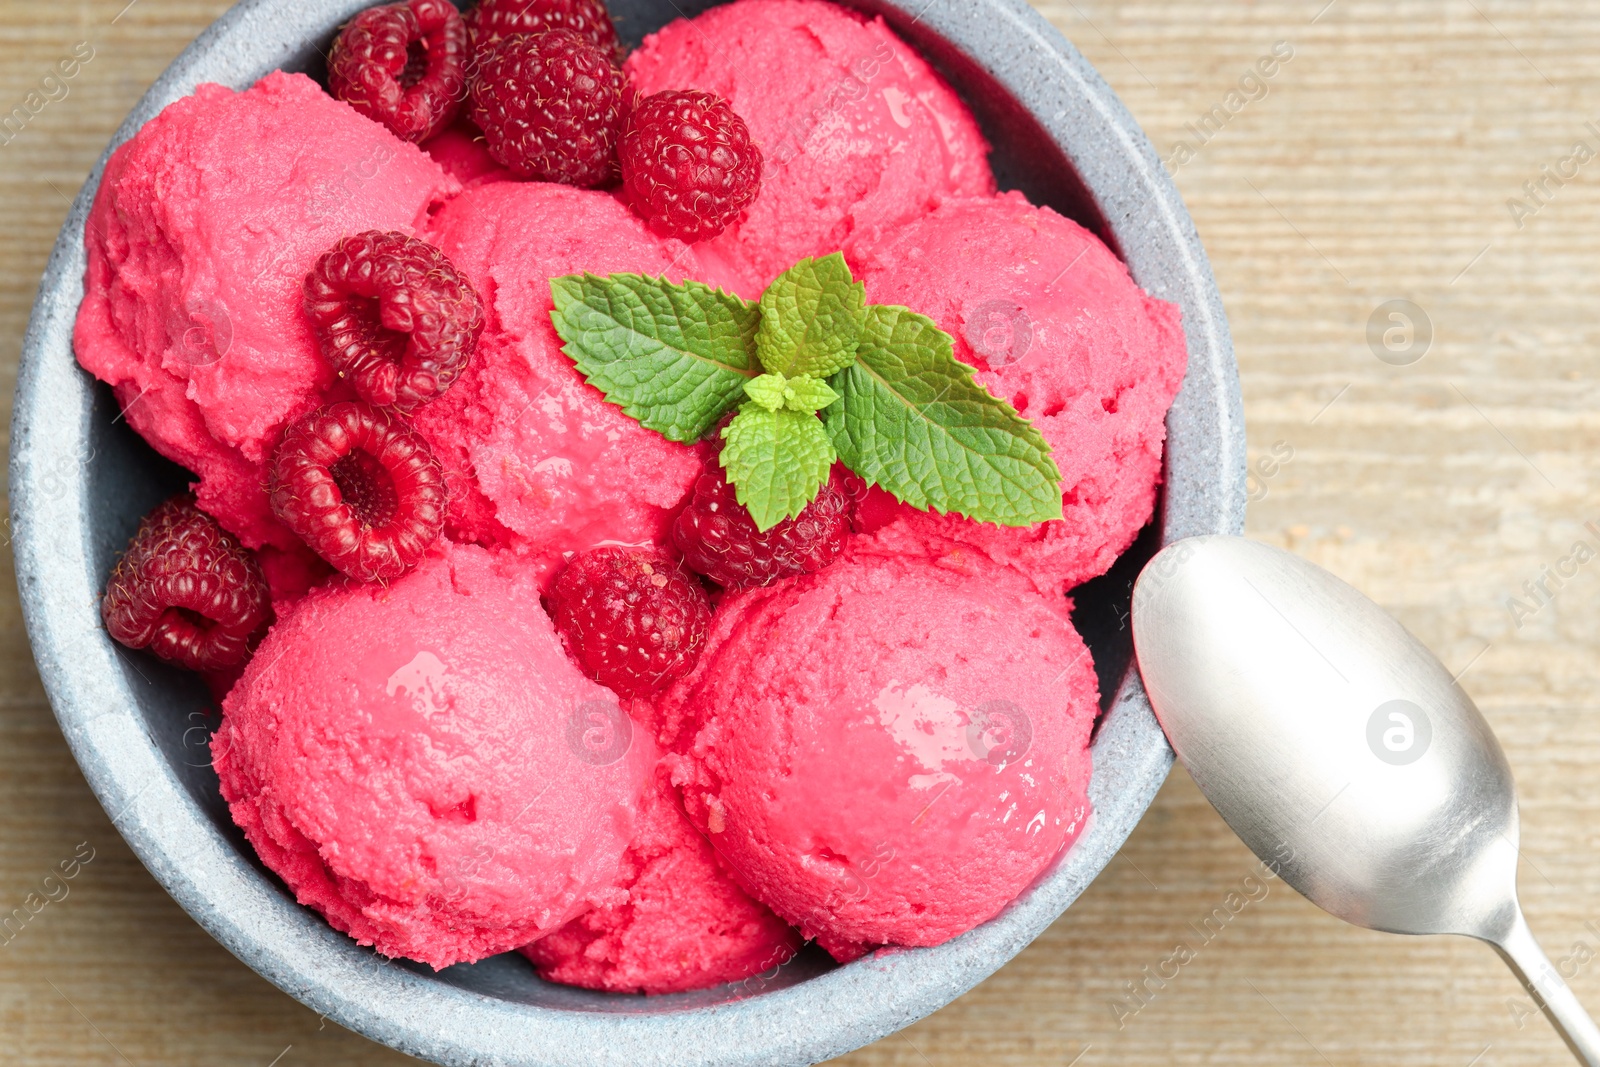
660,552,1098,961
213,541,656,969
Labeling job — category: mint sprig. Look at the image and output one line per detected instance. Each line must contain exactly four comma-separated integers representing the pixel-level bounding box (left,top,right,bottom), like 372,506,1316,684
744,372,839,414
549,256,1061,532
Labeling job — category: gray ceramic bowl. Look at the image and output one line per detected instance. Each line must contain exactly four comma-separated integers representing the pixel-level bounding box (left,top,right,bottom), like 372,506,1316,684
11,1,1244,1064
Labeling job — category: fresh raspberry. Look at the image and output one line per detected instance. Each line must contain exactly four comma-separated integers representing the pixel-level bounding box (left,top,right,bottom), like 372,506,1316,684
466,0,620,58
303,231,484,410
102,496,272,672
327,0,469,142
673,462,854,590
620,90,762,242
269,402,447,582
467,29,629,187
549,547,712,699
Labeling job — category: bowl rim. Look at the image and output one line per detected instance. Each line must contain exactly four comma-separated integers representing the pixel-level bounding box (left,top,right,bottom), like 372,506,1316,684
9,0,1245,1064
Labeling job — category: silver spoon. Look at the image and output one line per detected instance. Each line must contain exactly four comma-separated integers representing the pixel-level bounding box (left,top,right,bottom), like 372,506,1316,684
1130,535,1600,1064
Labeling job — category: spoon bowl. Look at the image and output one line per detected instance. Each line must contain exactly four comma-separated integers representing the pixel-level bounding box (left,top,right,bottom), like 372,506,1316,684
1132,535,1600,1064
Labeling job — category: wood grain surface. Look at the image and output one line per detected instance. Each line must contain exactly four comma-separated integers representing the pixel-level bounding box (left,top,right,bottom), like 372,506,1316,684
3,1,1598,1063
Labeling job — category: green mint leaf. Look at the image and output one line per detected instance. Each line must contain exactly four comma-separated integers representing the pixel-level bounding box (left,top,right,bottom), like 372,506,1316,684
782,375,839,413
720,406,837,531
744,373,840,414
550,273,759,442
824,305,1063,527
755,253,867,379
744,374,788,412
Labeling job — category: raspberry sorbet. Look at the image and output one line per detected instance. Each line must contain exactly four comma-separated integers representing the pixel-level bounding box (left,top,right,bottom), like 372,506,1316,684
660,554,1098,962
214,542,656,969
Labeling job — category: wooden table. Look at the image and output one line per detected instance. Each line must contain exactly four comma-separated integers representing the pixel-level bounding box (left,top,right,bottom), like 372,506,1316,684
3,1,1597,1063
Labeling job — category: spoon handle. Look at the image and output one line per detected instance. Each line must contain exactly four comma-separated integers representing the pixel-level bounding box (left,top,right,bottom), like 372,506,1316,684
1491,907,1600,1066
